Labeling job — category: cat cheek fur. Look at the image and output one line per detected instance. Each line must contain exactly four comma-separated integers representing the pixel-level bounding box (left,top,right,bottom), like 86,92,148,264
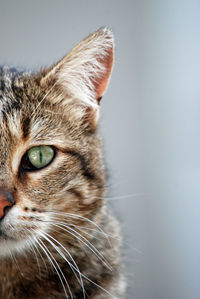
0,27,126,298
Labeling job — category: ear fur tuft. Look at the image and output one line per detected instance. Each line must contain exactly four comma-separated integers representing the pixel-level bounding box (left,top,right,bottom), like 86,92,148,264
41,27,114,108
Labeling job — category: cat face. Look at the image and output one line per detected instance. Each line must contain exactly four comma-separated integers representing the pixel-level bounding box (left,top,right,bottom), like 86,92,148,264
0,28,114,256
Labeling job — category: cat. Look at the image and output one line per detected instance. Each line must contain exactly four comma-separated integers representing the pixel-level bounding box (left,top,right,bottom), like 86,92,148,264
0,28,125,298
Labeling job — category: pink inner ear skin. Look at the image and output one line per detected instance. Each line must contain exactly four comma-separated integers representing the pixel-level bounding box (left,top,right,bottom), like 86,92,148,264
95,46,114,103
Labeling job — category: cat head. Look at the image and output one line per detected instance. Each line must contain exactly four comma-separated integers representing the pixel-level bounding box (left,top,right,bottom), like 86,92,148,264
0,27,114,256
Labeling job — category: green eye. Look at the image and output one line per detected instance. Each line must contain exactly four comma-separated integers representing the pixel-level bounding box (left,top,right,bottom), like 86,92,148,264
26,145,55,169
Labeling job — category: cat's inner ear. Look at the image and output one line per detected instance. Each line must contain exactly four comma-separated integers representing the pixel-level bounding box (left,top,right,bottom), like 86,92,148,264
40,27,114,107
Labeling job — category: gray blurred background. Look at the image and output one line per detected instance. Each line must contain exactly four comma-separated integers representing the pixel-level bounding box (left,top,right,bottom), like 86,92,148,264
1,0,200,298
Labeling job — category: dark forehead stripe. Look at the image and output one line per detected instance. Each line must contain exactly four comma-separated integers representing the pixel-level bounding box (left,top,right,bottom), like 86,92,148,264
21,117,30,139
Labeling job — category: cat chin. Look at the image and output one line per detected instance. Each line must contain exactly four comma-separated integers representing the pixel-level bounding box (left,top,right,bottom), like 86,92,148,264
0,236,33,258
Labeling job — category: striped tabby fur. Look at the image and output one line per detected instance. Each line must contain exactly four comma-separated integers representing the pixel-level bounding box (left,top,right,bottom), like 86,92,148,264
0,28,125,298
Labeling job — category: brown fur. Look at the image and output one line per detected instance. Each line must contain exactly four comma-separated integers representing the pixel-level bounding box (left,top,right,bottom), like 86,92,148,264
0,28,125,298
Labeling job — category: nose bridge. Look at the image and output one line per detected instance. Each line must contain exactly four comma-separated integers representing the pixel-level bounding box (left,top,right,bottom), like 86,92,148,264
0,173,12,191
0,158,18,206
0,135,16,198
0,157,14,188
0,189,14,203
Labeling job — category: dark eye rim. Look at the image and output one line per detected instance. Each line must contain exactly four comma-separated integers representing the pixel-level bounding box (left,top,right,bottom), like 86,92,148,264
20,145,57,173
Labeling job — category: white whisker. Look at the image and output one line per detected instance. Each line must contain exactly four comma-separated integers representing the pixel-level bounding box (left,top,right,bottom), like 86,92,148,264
51,222,112,271
46,214,139,251
31,239,49,274
27,239,41,278
35,238,70,299
40,231,86,299
47,210,110,243
7,248,24,278
38,232,114,298
105,193,145,201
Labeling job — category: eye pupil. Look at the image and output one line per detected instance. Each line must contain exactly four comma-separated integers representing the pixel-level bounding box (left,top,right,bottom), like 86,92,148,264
39,151,42,163
21,145,55,171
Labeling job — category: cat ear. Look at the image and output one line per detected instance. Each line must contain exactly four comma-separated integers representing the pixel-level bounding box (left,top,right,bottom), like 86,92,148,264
40,27,114,108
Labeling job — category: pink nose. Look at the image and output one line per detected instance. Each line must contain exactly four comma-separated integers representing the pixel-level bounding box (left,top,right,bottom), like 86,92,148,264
0,189,14,220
